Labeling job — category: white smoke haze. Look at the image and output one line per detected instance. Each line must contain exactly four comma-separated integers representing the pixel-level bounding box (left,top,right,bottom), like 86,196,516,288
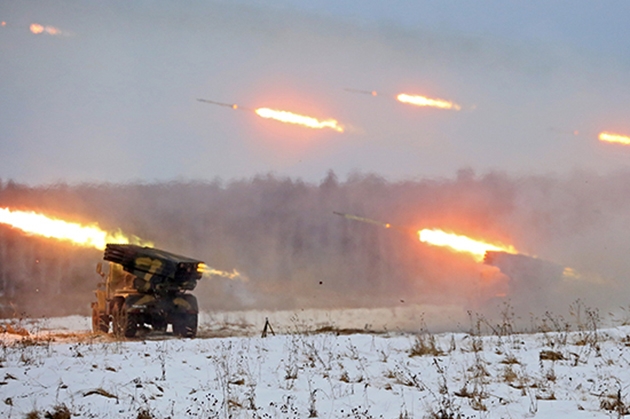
1,2,629,330
0,169,629,331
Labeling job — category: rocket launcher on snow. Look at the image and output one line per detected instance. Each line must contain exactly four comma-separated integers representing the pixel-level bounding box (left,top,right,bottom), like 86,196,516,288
92,244,203,338
103,244,204,294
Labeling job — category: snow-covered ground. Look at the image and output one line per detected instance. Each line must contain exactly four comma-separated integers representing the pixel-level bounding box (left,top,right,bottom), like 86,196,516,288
2,309,630,418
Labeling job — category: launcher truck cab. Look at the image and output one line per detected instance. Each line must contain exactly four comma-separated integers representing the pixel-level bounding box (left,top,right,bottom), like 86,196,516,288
91,244,203,338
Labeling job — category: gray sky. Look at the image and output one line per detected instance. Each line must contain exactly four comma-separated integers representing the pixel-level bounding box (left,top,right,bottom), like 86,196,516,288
1,0,630,185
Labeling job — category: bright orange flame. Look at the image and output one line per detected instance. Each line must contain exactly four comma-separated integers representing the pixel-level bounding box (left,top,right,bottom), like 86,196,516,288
45,26,60,35
30,23,44,34
1,22,6,27
30,23,62,35
599,131,630,145
419,228,517,262
0,208,149,250
200,264,245,281
397,93,461,111
255,108,344,132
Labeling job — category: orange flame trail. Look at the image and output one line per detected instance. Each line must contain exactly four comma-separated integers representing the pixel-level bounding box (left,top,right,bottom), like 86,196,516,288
30,23,62,35
397,93,461,111
0,208,148,250
333,211,518,262
419,228,517,262
254,108,344,132
598,131,630,145
199,264,246,281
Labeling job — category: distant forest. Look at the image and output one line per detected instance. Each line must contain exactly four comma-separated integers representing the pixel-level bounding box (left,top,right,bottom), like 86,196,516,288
1,169,630,318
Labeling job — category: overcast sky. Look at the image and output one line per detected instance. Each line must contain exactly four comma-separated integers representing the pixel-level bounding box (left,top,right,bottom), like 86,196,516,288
1,0,629,185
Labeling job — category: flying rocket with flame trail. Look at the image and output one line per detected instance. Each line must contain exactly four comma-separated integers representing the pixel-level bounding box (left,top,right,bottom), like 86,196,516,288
197,98,245,110
344,88,462,111
333,211,517,262
197,98,345,132
599,131,630,145
30,23,66,35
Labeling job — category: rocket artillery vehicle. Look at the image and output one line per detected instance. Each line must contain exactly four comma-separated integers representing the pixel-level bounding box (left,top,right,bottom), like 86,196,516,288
91,244,204,338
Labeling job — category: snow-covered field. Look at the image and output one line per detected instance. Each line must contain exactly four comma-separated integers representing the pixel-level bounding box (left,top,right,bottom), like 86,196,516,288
2,308,630,418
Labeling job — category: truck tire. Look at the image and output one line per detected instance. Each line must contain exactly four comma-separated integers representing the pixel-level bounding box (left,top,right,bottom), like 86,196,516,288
173,313,197,338
152,316,167,333
112,301,138,338
112,302,124,337
92,306,109,333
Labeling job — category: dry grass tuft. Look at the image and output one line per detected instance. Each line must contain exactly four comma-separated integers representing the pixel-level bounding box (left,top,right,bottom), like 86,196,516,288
500,354,520,365
83,388,118,399
598,387,629,416
409,334,444,357
501,365,518,383
539,350,564,361
311,325,376,336
44,404,71,419
136,408,156,419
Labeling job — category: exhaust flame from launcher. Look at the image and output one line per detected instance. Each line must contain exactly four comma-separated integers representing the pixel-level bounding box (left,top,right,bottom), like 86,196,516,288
0,207,246,280
197,98,344,132
333,211,517,262
0,207,148,250
599,131,630,145
418,229,516,262
199,264,246,281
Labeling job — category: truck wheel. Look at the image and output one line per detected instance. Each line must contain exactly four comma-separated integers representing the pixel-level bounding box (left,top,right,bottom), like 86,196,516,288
173,313,197,338
123,312,139,338
152,316,167,333
113,302,138,338
92,306,109,333
112,302,124,337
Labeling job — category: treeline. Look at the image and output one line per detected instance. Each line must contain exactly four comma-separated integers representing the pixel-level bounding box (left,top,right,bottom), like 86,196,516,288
1,169,629,318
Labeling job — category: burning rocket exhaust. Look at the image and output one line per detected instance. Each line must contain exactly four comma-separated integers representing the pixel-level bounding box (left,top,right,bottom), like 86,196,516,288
396,94,461,111
334,211,517,262
0,207,149,250
255,108,344,132
197,98,345,132
344,89,462,111
599,131,630,145
30,23,65,35
0,207,245,280
418,229,516,262
200,265,246,281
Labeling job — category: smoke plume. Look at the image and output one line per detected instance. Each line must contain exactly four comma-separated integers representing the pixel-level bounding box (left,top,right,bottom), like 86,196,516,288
0,170,629,328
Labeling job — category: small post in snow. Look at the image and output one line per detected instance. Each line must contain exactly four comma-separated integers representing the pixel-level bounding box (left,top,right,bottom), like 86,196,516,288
261,317,275,338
